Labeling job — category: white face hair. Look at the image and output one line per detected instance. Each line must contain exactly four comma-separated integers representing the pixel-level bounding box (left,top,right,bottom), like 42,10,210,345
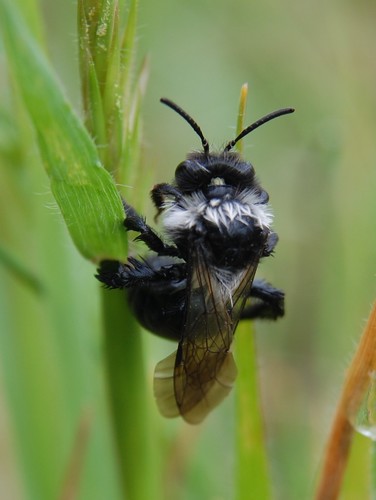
162,186,273,238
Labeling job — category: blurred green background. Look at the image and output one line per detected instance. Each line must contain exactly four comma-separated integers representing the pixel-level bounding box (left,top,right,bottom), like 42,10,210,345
1,0,376,498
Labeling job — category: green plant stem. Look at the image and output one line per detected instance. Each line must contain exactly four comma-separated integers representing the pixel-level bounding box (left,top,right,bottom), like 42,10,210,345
235,83,271,499
235,321,271,500
101,288,156,500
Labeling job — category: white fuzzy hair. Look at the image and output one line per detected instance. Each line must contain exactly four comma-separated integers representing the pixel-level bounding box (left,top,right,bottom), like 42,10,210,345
162,188,273,236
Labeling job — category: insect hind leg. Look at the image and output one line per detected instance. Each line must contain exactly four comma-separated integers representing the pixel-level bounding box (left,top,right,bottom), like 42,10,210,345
241,279,284,320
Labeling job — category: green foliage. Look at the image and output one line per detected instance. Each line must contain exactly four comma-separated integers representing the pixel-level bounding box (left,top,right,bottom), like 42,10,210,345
235,84,271,500
0,0,146,498
0,0,126,263
0,0,376,499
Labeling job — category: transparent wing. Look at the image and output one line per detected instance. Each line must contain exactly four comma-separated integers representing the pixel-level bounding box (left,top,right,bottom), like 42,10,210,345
154,243,261,424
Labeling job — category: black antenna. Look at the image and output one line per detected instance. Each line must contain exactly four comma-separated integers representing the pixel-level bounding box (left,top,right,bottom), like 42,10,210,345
160,98,210,155
224,108,295,152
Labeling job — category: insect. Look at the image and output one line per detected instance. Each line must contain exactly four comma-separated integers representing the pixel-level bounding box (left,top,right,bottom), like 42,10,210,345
97,98,294,424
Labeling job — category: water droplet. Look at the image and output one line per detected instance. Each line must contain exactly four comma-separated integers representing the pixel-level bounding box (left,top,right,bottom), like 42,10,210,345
352,371,376,441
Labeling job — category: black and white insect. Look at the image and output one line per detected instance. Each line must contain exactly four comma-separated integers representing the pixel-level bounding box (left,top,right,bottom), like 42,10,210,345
97,98,294,424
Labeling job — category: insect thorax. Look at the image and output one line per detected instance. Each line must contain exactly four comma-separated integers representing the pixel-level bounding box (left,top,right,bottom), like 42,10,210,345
162,182,272,269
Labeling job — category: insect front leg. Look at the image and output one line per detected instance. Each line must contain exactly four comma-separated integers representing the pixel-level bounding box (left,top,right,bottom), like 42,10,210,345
241,279,284,320
263,231,279,256
96,258,154,289
96,256,187,341
151,183,182,212
96,257,186,290
123,201,181,258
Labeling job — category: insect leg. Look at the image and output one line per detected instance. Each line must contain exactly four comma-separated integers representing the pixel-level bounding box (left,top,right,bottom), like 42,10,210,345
241,279,284,320
151,183,182,211
263,231,279,256
96,257,186,289
96,257,187,341
123,201,181,258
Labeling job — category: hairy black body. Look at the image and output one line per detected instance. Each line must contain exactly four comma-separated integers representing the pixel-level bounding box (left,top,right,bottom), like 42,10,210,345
97,98,294,423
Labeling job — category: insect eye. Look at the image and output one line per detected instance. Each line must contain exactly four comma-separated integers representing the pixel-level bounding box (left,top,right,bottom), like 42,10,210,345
175,160,210,191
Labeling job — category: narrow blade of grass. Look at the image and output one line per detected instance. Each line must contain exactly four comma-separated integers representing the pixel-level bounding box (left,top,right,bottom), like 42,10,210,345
119,56,149,190
235,84,271,499
236,83,249,156
235,322,271,499
119,0,139,111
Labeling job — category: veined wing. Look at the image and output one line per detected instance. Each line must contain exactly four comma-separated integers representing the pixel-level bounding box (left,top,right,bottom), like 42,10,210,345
154,243,262,424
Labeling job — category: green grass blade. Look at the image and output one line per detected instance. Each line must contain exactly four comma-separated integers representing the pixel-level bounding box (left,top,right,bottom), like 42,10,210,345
76,2,159,499
82,0,123,172
120,0,139,108
119,56,148,190
0,0,127,263
235,322,271,499
103,10,123,172
235,84,271,499
236,83,248,156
